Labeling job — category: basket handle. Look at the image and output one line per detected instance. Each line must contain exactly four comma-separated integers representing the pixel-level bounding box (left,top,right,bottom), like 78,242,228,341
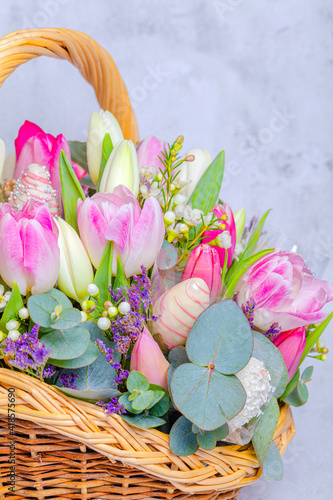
0,28,139,143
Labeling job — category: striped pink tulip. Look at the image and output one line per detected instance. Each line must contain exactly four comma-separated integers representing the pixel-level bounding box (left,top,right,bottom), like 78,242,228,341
203,203,236,268
136,135,168,173
181,244,221,301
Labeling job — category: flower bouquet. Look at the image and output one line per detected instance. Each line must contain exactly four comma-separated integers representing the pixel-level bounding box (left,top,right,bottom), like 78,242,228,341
0,28,332,500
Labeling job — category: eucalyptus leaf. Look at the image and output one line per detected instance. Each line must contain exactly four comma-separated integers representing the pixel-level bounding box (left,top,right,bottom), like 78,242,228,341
283,384,308,407
301,366,313,383
49,341,99,368
252,331,288,398
196,430,217,450
146,387,165,409
148,391,170,417
171,363,246,431
45,288,72,309
127,371,150,393
192,424,200,434
51,308,82,330
186,300,253,375
214,424,229,441
297,381,309,402
131,390,155,411
122,414,165,429
280,369,300,401
262,441,283,480
118,392,142,414
42,326,90,360
0,282,24,331
168,346,190,367
57,386,120,403
169,416,199,456
188,151,225,213
252,396,279,468
28,294,58,328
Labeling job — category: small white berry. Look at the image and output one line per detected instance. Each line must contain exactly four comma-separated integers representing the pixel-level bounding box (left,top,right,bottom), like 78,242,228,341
8,330,20,341
108,306,118,318
18,308,29,320
118,302,131,315
87,284,99,296
80,311,88,323
6,320,19,331
97,317,111,330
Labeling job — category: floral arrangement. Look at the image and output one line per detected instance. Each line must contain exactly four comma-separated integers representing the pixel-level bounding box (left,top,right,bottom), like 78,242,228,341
0,112,332,481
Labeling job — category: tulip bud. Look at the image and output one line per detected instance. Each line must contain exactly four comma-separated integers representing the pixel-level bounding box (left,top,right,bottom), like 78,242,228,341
233,208,246,244
87,110,124,185
182,244,221,301
272,328,306,382
136,136,168,172
54,218,94,302
130,326,170,390
99,140,140,197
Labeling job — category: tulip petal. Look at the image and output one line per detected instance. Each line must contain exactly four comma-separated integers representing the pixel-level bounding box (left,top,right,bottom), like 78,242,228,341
15,120,44,161
0,214,27,294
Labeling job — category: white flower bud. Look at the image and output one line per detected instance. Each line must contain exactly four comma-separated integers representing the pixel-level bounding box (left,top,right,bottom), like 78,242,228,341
118,301,131,315
6,320,19,331
108,306,118,318
8,330,20,341
218,231,232,249
18,308,29,320
4,291,11,300
87,283,99,296
97,317,111,330
164,211,176,225
173,193,187,206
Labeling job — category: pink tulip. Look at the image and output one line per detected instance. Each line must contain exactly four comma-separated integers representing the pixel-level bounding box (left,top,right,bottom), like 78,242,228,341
0,200,60,295
272,328,306,382
203,203,236,268
236,249,333,332
130,326,170,390
77,185,165,277
13,121,83,208
181,244,221,300
136,135,168,173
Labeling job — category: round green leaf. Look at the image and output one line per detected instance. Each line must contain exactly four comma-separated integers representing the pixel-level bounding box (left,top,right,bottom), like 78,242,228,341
127,371,150,393
57,387,120,403
171,363,246,431
146,389,165,410
118,392,143,414
45,288,72,309
297,381,309,402
42,326,90,360
51,308,82,330
301,366,313,383
28,294,58,327
214,424,229,441
122,414,165,429
196,430,217,450
49,341,99,368
131,390,155,411
262,442,284,480
149,392,170,417
252,331,288,398
169,346,190,367
186,300,253,375
169,416,199,456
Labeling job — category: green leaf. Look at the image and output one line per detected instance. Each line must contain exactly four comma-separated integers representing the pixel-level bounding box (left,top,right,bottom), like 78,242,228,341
252,396,279,469
0,282,24,332
214,424,229,441
42,326,90,360
45,288,72,309
55,322,121,400
171,363,246,431
57,386,120,403
131,390,155,411
59,150,85,233
280,369,300,401
196,430,217,450
186,300,253,375
97,133,113,191
49,341,99,368
127,371,150,393
301,366,313,383
299,312,333,365
51,308,82,330
169,416,199,456
192,424,200,434
28,294,58,328
68,141,88,171
252,331,288,398
121,414,165,429
262,442,283,480
188,151,225,213
94,241,113,304
297,381,309,402
241,211,270,260
224,249,274,299
113,255,129,291
168,346,190,367
118,392,142,414
148,391,170,417
146,387,165,409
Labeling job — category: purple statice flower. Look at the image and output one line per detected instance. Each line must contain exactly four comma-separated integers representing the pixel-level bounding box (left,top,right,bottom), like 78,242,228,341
96,397,126,415
109,266,155,355
265,322,282,338
59,372,78,389
241,299,255,329
94,339,129,385
4,324,51,372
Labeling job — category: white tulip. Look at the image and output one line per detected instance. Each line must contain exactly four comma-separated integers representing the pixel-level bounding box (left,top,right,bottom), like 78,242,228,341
54,218,94,302
87,110,124,185
176,148,213,199
99,140,139,197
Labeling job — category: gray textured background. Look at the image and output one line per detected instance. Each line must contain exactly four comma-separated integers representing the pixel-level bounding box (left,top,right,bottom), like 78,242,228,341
0,1,332,498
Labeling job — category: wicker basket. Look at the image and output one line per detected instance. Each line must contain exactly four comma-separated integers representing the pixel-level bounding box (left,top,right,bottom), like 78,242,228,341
0,29,296,500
